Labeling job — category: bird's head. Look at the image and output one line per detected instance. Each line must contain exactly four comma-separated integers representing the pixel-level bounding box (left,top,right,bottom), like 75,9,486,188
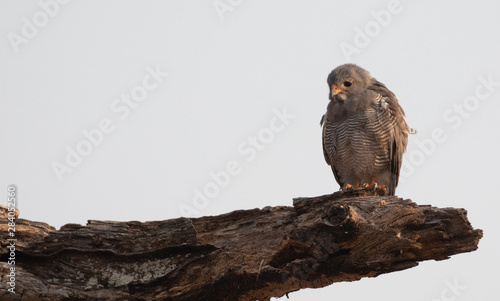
327,64,371,103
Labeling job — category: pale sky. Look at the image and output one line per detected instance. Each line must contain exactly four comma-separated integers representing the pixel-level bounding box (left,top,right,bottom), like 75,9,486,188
1,1,499,300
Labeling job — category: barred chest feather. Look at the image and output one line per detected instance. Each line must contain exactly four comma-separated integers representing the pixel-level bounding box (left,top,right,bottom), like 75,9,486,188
324,107,393,181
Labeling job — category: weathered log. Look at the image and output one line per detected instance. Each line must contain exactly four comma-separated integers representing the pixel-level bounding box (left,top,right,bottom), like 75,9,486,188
0,189,482,300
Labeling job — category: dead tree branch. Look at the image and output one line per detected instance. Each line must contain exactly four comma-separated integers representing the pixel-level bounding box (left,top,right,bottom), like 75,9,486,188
0,189,482,300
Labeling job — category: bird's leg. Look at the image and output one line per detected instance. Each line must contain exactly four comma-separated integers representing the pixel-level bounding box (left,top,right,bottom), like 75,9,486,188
363,177,378,189
342,184,354,191
362,177,388,191
342,179,361,191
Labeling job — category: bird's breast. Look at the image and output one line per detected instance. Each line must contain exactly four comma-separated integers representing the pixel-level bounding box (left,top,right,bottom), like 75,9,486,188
325,110,391,176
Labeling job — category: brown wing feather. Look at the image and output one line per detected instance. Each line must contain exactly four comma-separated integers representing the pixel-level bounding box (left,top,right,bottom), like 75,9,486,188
320,114,330,165
369,79,411,195
321,114,344,188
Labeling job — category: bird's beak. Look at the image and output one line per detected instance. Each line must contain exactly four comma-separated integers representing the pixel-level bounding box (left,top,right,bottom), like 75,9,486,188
332,84,342,97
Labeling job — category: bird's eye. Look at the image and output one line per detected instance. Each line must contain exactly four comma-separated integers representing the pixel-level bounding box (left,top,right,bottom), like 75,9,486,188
343,81,353,87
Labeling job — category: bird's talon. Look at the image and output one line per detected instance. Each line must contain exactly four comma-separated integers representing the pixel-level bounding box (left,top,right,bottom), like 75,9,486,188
362,180,378,190
342,184,354,191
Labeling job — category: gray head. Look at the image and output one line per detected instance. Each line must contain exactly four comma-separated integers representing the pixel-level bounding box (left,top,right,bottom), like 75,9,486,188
327,64,372,102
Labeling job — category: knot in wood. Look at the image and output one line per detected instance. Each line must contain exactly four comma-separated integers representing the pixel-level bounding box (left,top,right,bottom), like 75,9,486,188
325,203,350,225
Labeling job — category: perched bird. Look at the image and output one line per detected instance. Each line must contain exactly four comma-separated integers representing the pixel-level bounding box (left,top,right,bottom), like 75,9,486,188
321,64,414,195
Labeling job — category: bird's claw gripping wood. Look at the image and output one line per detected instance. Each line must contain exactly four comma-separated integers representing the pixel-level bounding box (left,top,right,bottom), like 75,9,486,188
341,184,388,196
363,177,379,189
343,184,354,191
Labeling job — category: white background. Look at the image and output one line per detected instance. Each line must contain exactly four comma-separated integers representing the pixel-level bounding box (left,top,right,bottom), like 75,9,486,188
1,1,498,300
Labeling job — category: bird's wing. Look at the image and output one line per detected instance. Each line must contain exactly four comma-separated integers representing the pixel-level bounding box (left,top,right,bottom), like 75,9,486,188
321,114,343,187
369,80,411,194
369,79,410,132
320,114,331,165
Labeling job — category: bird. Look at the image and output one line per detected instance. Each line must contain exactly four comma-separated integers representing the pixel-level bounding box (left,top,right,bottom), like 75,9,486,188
320,64,414,195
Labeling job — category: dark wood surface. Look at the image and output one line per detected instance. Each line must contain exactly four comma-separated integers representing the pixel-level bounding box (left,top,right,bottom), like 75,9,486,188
0,189,483,300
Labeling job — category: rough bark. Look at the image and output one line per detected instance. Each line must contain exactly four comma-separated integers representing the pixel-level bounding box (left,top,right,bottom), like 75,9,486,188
0,189,482,301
